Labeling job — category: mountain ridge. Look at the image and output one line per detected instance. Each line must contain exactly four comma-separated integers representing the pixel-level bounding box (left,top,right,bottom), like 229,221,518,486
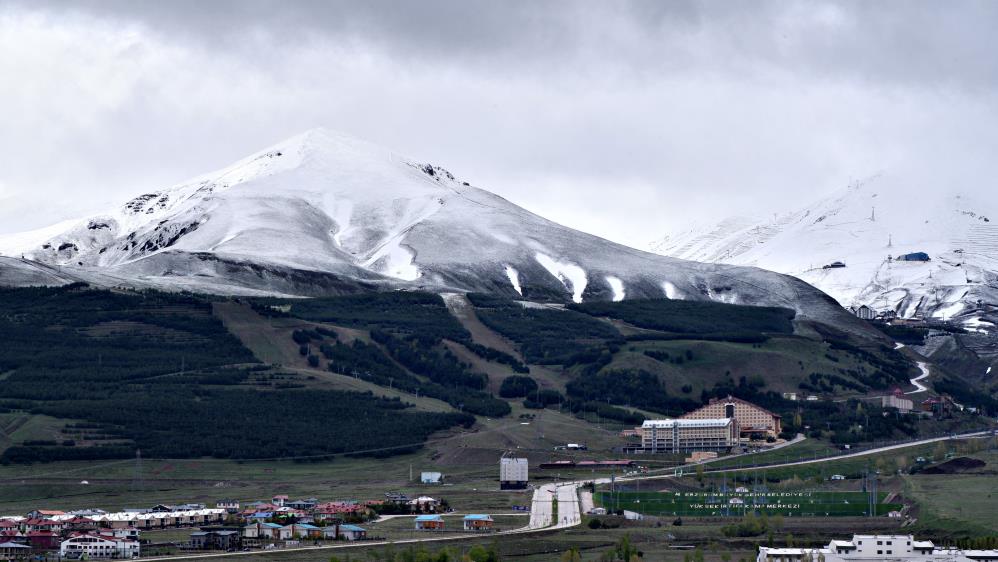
650,173,998,335
0,128,871,336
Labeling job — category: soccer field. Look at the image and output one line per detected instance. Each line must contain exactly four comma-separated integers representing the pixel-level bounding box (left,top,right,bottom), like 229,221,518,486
595,490,901,517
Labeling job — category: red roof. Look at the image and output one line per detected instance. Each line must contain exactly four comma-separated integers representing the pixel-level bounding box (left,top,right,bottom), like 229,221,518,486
577,460,634,466
27,530,58,537
24,519,59,526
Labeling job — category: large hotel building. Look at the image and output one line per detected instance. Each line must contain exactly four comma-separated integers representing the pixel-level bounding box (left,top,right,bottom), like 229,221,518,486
681,395,782,438
631,396,782,453
639,418,738,453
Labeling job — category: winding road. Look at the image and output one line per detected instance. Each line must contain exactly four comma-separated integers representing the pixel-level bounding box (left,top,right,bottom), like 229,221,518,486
906,361,931,394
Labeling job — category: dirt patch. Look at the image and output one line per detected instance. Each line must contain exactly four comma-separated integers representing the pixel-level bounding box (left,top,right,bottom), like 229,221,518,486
441,293,522,359
920,456,986,474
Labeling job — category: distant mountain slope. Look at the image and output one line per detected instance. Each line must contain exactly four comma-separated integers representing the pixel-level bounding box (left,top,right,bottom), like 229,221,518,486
0,128,866,333
651,174,998,333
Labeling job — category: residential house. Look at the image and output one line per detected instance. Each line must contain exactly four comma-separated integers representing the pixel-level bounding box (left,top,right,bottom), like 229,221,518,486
414,515,444,531
272,495,289,507
90,508,226,530
462,515,493,531
26,530,60,551
338,524,367,541
313,502,370,521
216,499,240,513
408,497,441,513
99,527,140,541
62,517,98,533
60,533,140,559
0,541,30,559
25,510,65,520
21,518,63,533
189,530,241,550
242,522,282,540
0,529,25,542
286,498,318,511
278,523,320,540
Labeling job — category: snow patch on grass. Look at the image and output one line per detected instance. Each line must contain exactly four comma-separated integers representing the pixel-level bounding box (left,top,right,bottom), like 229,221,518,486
661,281,683,299
932,301,964,320
505,265,523,296
366,238,420,281
606,276,625,302
535,252,587,303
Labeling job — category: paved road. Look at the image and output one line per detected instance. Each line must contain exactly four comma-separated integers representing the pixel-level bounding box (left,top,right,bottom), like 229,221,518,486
906,361,931,394
614,430,994,483
527,483,558,529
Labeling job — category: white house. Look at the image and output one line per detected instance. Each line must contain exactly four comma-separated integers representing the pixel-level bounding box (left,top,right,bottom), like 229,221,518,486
216,499,240,512
420,472,443,484
60,533,140,559
758,535,998,562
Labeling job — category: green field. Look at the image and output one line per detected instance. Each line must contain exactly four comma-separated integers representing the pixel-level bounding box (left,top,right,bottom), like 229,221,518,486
595,490,901,517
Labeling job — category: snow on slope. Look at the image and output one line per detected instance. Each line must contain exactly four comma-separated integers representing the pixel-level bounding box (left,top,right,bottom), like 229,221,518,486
0,128,870,334
651,174,998,332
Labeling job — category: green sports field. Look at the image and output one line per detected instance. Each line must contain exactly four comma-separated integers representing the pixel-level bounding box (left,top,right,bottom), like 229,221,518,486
595,490,901,517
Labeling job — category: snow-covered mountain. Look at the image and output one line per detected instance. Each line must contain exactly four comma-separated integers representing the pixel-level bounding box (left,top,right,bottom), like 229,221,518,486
651,174,998,333
0,128,866,332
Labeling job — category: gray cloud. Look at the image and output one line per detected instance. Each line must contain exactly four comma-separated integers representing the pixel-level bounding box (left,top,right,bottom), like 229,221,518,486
1,1,996,247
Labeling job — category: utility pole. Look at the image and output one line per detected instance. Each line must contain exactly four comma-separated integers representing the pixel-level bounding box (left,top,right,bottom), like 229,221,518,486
133,449,144,492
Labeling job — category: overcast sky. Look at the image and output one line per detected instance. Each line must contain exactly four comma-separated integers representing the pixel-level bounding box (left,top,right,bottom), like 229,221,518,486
1,1,996,248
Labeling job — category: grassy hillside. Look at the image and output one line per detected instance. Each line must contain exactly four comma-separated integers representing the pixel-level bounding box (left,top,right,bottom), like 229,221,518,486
0,285,473,463
1,285,988,466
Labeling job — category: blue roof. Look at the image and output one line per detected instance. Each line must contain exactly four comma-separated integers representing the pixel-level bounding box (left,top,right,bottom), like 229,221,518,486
339,525,366,532
463,514,492,521
249,512,273,518
296,524,319,529
414,514,443,521
260,523,283,528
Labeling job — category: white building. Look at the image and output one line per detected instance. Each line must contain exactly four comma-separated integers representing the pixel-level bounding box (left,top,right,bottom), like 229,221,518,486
758,535,998,562
640,418,738,453
882,391,914,414
420,472,443,484
60,533,140,559
500,457,529,490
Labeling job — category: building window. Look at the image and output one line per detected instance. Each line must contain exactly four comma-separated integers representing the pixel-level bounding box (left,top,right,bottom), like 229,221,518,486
877,551,882,555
